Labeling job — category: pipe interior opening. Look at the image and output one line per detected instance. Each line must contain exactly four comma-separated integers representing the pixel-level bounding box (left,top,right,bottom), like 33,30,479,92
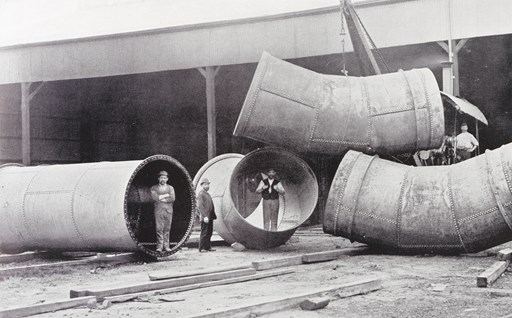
229,149,318,231
126,158,194,254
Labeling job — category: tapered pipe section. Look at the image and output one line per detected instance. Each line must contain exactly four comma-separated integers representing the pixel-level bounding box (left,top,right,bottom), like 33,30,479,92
324,143,512,254
193,148,318,249
0,155,195,257
234,51,445,155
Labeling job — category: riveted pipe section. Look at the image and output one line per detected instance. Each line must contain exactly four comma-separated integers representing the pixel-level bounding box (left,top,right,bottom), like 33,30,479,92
323,143,512,254
193,148,318,249
0,155,195,258
234,51,445,155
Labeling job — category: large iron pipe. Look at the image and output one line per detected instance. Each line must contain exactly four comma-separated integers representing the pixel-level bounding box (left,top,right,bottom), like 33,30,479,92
193,148,318,249
234,51,445,155
0,155,195,257
323,143,512,254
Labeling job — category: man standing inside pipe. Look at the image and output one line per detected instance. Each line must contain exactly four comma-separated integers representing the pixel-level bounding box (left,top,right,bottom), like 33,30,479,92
197,178,217,252
456,122,479,162
256,168,285,231
150,171,175,253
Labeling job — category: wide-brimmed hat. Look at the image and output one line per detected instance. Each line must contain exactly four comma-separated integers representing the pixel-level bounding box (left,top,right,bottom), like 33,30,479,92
200,177,211,185
158,170,169,177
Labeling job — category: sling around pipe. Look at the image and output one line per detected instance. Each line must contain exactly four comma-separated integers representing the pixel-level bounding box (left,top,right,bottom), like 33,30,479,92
0,155,195,258
193,148,318,249
323,143,512,254
234,51,445,155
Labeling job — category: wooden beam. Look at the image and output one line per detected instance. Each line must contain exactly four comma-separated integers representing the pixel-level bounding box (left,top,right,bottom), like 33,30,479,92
437,41,449,53
28,82,45,100
148,264,253,281
302,246,368,264
498,248,512,261
2,253,136,279
454,38,469,54
477,260,510,287
196,67,206,78
0,296,95,318
77,267,256,300
21,82,31,165
185,277,382,318
107,268,294,303
205,66,218,159
252,255,303,271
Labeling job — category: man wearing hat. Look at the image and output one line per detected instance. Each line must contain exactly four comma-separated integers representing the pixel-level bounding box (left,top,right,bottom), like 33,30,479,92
197,177,217,252
256,168,285,231
456,122,479,162
150,170,175,253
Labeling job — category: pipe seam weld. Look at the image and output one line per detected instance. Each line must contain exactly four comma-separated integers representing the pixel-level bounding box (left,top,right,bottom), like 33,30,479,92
459,201,512,223
448,168,468,253
261,86,316,109
240,52,270,135
21,170,39,243
333,153,360,236
395,168,410,248
362,78,372,149
485,151,512,232
419,71,434,146
71,169,90,247
400,70,420,149
371,105,427,117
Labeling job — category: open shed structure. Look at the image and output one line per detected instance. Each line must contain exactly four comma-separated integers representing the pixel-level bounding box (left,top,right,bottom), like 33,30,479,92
1,0,512,223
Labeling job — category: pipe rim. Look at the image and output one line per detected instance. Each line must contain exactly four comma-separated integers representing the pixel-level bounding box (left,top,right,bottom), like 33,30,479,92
124,154,196,258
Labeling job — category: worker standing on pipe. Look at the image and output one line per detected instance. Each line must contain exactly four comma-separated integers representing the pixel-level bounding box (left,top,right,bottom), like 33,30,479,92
150,170,175,253
197,178,217,252
256,168,285,231
456,122,479,162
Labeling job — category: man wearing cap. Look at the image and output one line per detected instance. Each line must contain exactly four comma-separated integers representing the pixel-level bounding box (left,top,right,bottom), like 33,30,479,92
197,178,217,252
456,122,479,162
150,170,175,253
256,168,285,231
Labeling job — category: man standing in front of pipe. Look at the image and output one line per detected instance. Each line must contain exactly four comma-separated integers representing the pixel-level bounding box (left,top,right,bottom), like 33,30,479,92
256,168,285,231
197,178,217,252
150,170,175,253
456,122,479,162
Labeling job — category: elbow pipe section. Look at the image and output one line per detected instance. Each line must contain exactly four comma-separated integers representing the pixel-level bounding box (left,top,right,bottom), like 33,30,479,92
0,155,195,258
193,148,318,249
234,51,445,155
323,143,512,254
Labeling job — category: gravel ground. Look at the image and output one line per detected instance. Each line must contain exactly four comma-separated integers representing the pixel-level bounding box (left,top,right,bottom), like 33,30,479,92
1,231,512,318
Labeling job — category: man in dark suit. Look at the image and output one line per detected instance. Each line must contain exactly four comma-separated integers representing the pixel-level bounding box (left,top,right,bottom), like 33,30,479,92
197,178,217,252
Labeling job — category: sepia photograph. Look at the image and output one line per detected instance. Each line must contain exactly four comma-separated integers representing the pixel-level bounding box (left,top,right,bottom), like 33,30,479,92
0,0,512,317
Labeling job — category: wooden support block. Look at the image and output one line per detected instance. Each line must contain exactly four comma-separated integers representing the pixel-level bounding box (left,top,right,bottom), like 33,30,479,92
0,296,95,318
185,277,382,318
498,248,512,261
148,264,252,281
107,268,294,303
302,246,368,264
78,268,257,300
252,255,303,271
477,260,510,287
299,297,330,310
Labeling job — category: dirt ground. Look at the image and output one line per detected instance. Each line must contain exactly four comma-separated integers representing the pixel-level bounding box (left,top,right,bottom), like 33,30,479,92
2,230,512,318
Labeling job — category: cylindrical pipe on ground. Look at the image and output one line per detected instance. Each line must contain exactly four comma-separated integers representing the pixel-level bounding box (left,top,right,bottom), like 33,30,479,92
323,143,512,254
0,155,195,257
193,148,318,249
234,51,445,155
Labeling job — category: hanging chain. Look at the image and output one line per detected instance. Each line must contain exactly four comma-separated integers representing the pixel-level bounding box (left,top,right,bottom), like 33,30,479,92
339,0,348,76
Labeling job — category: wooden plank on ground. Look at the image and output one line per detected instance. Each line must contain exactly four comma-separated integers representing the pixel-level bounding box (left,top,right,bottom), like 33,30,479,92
471,287,512,297
185,277,382,318
302,246,368,264
1,253,136,278
78,268,257,300
498,248,512,261
477,260,510,287
149,264,252,281
252,255,303,271
0,296,95,318
107,268,294,303
0,252,41,264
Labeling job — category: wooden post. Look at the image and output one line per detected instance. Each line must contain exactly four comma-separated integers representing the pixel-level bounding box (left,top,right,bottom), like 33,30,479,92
441,61,453,95
21,82,32,166
197,66,220,159
475,119,480,156
438,39,469,97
